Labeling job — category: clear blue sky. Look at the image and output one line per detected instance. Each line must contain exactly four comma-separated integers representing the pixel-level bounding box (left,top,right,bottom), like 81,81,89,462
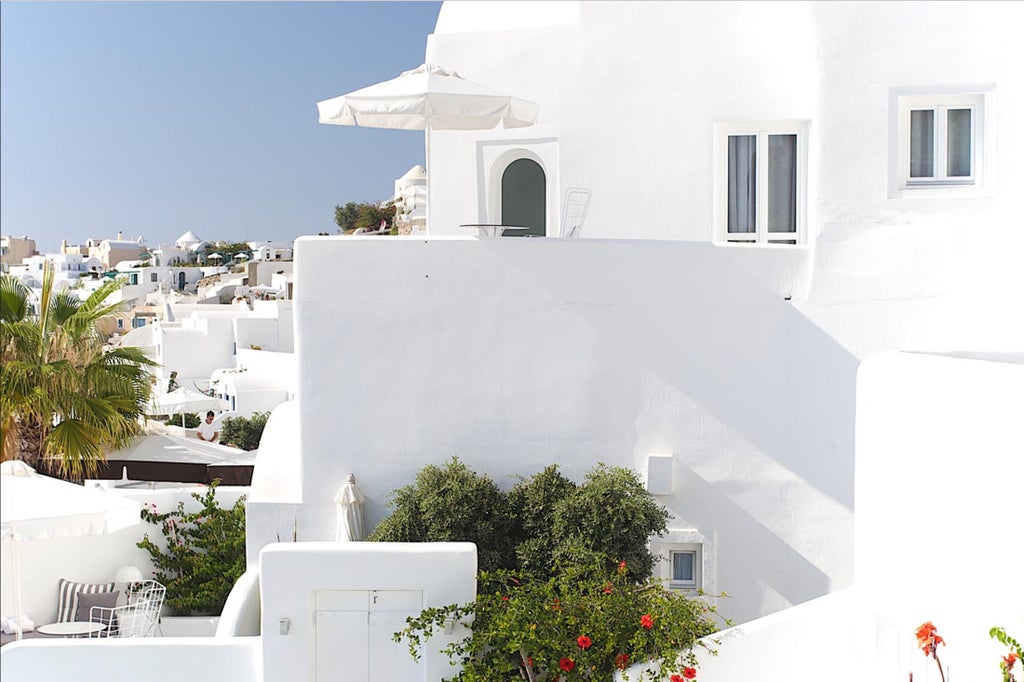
0,1,442,252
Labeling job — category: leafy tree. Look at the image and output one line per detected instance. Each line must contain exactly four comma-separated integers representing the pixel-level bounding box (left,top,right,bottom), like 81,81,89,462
137,482,246,616
370,461,669,582
334,200,397,234
551,464,670,582
367,457,516,573
0,264,155,480
219,411,270,451
334,201,360,233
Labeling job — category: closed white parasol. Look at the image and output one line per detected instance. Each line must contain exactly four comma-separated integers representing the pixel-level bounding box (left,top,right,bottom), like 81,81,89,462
334,474,366,542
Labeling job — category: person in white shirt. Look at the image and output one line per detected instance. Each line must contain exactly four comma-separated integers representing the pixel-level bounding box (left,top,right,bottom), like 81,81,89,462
197,411,219,443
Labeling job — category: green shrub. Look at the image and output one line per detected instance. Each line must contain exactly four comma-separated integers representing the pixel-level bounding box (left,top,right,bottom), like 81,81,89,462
165,412,200,429
219,411,269,451
137,482,246,616
367,457,515,573
370,460,669,582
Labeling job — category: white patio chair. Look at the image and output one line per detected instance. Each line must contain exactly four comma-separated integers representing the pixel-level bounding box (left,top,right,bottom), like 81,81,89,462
88,580,166,638
560,187,591,238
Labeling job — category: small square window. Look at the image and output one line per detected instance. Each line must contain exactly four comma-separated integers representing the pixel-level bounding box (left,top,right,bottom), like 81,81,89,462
892,87,992,196
668,547,701,591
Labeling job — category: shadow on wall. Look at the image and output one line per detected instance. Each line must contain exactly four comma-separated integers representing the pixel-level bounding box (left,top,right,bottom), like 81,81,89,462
293,237,859,622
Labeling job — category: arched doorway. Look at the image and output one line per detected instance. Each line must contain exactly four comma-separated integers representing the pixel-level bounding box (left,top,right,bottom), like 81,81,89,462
501,159,546,237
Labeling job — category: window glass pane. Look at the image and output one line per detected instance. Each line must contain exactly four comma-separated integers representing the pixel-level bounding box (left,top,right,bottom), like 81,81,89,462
727,135,756,233
910,110,934,178
672,552,694,582
767,134,797,232
947,108,972,177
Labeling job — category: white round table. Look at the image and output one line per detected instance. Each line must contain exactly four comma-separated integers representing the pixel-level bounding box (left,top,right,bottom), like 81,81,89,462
37,621,107,637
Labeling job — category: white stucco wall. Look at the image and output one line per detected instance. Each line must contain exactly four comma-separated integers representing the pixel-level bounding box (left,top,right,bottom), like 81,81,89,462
266,235,856,625
259,542,476,682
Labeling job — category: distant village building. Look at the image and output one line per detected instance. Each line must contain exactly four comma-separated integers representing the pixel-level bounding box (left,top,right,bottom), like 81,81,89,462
393,165,427,235
85,231,146,269
0,235,37,272
248,241,293,261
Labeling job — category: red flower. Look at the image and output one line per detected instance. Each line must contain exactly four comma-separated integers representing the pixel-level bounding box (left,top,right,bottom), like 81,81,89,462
602,582,614,595
618,561,628,574
526,657,534,668
683,667,698,679
577,635,592,649
640,613,655,630
551,598,562,612
559,657,575,672
915,621,944,657
1004,652,1019,669
615,654,629,670
671,675,684,682
501,596,509,602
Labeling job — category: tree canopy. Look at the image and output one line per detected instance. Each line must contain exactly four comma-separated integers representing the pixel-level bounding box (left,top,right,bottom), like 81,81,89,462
0,264,156,479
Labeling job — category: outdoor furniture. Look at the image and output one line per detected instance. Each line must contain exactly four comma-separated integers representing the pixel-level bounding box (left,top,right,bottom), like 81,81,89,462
88,580,166,639
37,621,106,638
458,224,530,237
560,188,591,238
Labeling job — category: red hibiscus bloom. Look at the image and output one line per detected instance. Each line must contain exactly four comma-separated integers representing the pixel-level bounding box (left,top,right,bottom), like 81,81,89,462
1004,652,1019,669
671,675,683,682
683,667,698,679
559,657,575,672
640,613,654,630
615,654,629,670
577,635,592,649
915,622,944,657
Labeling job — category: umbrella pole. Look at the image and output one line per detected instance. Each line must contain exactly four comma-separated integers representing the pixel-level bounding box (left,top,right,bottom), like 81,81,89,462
425,123,432,234
10,532,23,641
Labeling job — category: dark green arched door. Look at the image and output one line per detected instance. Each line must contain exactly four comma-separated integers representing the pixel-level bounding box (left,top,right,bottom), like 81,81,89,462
501,159,546,237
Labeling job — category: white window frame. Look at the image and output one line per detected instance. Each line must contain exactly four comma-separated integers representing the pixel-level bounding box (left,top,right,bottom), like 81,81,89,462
668,548,701,591
898,94,982,188
713,120,809,246
650,529,716,600
889,84,995,199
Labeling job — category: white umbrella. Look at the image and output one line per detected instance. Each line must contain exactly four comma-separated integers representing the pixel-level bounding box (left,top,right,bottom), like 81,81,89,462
316,63,540,231
1,461,142,639
150,388,227,427
334,474,366,542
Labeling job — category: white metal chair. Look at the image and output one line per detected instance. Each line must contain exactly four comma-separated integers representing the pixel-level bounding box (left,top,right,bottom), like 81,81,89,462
560,188,591,238
88,580,166,638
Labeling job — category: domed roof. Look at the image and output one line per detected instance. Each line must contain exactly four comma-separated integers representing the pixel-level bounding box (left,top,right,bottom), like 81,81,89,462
176,230,203,246
400,165,427,181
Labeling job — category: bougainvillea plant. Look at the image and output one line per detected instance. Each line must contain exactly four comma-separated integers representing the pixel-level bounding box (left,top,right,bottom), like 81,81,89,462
394,554,724,681
915,622,947,682
991,627,1022,682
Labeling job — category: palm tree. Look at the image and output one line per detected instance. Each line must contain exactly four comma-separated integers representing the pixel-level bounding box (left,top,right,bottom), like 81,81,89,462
0,263,156,480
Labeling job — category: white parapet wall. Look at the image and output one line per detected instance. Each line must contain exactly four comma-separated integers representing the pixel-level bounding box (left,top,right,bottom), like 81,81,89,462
259,542,477,682
0,637,261,682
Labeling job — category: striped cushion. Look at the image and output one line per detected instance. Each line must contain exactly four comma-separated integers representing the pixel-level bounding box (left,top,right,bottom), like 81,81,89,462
56,579,115,623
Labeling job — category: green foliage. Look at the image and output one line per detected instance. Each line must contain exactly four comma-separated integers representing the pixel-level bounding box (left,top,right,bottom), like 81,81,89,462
395,555,723,681
334,200,397,234
334,201,360,233
0,264,155,479
219,411,270,451
164,412,200,429
370,460,669,582
137,482,246,616
367,457,515,573
991,627,1022,682
551,464,670,582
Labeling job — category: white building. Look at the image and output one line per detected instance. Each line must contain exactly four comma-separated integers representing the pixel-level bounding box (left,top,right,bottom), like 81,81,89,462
248,0,1024,628
249,241,293,262
393,165,428,235
3,3,1022,681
